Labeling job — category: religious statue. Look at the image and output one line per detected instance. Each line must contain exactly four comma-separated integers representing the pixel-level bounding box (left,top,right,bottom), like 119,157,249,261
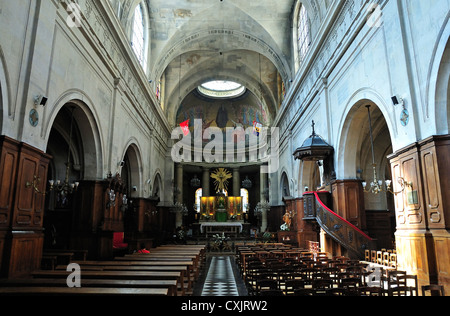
282,211,293,231
210,168,232,193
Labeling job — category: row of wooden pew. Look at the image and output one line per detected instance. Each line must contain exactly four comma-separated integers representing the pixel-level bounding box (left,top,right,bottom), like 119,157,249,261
0,244,206,297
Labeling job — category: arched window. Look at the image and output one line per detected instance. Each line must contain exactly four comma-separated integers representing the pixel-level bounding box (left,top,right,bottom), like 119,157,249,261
195,188,202,213
132,2,147,70
297,3,310,66
240,188,249,212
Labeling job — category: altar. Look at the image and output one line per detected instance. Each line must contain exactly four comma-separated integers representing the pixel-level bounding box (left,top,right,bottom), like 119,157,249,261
199,195,243,222
200,222,244,238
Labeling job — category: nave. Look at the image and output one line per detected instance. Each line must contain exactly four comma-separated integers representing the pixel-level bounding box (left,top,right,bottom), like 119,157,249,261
0,240,445,298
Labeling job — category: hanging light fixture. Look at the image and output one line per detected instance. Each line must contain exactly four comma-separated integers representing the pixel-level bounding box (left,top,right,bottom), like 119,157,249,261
362,105,411,195
48,106,80,201
241,176,252,189
190,174,201,188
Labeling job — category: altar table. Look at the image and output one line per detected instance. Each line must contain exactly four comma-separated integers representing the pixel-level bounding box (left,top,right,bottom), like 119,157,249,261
200,222,243,237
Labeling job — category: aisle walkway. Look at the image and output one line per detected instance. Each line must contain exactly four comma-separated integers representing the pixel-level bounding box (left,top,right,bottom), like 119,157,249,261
198,255,247,296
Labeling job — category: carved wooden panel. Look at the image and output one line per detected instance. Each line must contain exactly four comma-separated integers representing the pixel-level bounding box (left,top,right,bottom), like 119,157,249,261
0,137,20,228
331,180,365,231
5,232,44,278
12,144,51,229
419,136,450,230
389,145,426,229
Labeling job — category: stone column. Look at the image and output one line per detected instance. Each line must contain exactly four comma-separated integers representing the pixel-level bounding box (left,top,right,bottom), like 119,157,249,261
233,167,240,197
175,164,183,227
260,165,268,232
202,167,210,197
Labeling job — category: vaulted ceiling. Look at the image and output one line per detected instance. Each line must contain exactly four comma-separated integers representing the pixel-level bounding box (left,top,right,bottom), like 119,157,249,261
143,0,297,125
114,0,333,126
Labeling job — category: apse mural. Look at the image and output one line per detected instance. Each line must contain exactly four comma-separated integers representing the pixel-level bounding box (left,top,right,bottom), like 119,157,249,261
176,102,269,134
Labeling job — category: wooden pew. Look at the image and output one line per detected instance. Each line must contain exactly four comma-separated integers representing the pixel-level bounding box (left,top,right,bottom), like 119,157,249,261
0,287,168,296
115,256,199,281
44,249,88,261
55,263,189,294
32,270,184,295
0,278,177,296
42,251,75,263
70,260,195,293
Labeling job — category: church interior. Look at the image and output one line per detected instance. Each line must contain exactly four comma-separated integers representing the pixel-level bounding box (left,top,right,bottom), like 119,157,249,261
0,0,449,298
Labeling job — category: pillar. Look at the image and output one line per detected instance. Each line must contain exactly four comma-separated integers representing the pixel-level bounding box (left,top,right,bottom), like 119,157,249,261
260,165,268,232
202,167,210,197
175,164,183,227
233,167,240,197
388,135,450,293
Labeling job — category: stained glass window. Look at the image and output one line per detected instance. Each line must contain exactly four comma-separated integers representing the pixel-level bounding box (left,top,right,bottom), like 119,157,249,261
297,3,310,65
132,3,147,69
195,188,202,213
240,188,249,212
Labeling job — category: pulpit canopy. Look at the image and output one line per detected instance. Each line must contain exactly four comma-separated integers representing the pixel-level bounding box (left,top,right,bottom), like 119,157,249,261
293,121,333,161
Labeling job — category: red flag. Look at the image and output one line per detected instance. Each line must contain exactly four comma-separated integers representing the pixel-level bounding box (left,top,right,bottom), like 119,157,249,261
180,119,190,136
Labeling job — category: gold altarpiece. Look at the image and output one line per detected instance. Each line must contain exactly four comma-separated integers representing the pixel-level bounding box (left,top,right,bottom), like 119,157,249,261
199,195,243,222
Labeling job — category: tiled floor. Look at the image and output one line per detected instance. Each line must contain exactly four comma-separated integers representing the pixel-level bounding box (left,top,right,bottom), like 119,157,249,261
201,256,240,296
196,255,248,296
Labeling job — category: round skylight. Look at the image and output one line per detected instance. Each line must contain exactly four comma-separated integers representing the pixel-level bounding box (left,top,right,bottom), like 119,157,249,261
198,80,246,99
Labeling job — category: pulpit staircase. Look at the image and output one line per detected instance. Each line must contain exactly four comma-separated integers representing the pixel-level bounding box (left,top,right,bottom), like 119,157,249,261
303,192,375,260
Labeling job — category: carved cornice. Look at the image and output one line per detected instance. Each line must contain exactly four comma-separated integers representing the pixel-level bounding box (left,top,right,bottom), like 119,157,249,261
58,0,171,141
275,0,381,139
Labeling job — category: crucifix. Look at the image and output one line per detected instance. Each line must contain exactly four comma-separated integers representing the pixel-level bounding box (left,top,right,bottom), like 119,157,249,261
210,168,232,193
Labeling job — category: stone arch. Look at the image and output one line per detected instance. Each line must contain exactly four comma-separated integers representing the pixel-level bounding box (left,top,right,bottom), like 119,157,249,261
427,20,450,135
335,89,395,180
280,171,291,198
166,51,276,126
121,140,144,197
45,91,104,180
0,47,10,132
152,171,163,199
298,160,321,194
336,99,394,214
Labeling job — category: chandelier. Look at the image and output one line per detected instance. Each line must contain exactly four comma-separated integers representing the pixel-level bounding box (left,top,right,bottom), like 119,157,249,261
254,200,271,216
190,174,201,188
362,105,411,195
170,202,188,215
241,176,252,189
48,107,80,205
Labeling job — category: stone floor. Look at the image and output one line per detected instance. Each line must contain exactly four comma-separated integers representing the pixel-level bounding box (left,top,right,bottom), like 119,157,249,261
193,254,248,296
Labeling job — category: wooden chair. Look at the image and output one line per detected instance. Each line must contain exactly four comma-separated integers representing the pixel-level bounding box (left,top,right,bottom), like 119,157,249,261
293,288,315,296
256,279,278,295
260,289,284,296
371,250,377,263
422,284,445,296
389,286,417,296
284,280,305,295
389,253,397,268
340,277,361,291
382,252,390,266
365,250,371,262
312,279,334,290
396,275,418,296
376,251,383,265
359,286,384,296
